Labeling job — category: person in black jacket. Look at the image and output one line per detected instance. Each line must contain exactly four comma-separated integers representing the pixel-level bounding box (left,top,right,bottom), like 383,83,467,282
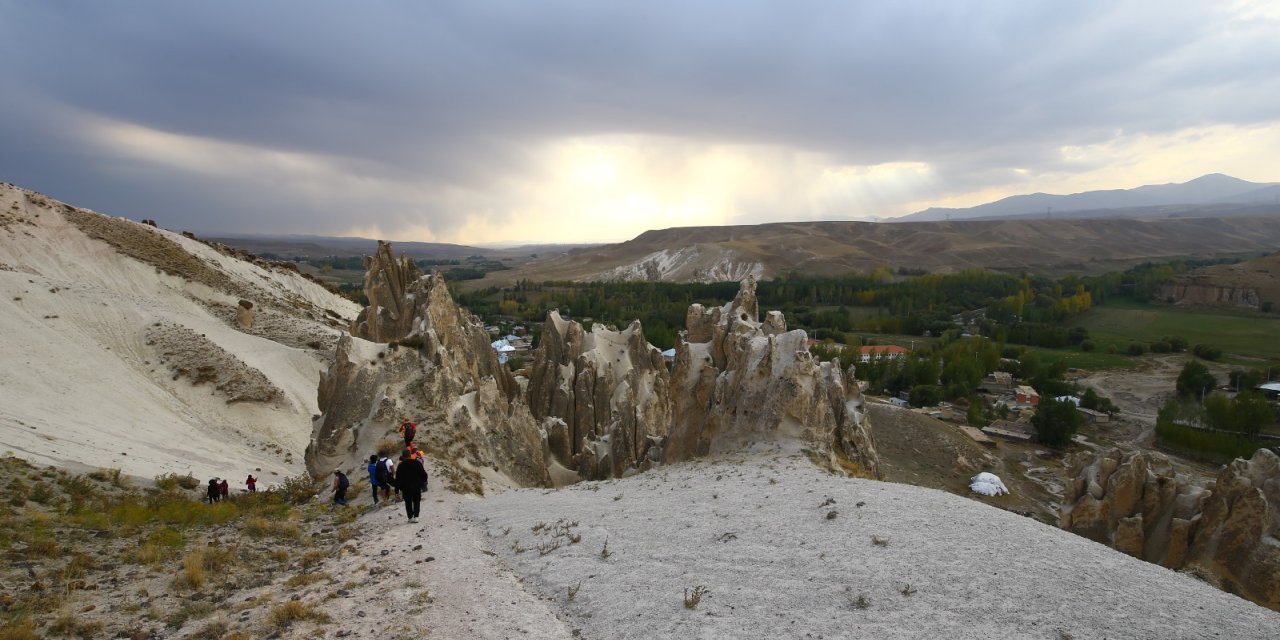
395,451,428,523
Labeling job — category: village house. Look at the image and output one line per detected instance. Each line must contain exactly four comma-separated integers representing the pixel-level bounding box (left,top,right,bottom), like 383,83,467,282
1015,385,1040,406
858,344,910,363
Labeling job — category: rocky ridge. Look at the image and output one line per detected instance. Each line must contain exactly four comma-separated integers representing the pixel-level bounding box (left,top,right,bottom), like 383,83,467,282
527,311,672,480
664,277,880,477
1061,448,1280,610
312,243,880,490
307,244,548,488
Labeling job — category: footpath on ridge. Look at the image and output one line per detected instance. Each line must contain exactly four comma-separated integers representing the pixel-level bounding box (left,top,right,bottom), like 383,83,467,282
313,460,573,639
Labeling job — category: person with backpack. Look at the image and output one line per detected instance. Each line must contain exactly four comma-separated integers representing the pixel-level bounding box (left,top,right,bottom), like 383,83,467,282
206,478,220,504
366,455,381,505
395,451,427,523
331,470,349,506
398,419,417,447
376,454,394,502
245,474,257,493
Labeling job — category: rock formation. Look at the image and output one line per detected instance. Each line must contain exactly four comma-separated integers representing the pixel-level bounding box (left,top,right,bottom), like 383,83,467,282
236,299,254,329
527,312,672,479
316,245,880,490
308,267,548,487
1158,280,1260,309
663,277,880,478
1061,448,1280,610
350,240,425,342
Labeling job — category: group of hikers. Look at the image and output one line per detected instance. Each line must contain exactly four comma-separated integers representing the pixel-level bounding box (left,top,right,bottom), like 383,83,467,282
205,474,256,503
330,419,429,522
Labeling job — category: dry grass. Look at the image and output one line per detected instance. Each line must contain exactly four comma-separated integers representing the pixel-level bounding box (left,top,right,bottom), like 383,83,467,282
0,620,41,640
683,585,709,609
176,550,207,590
267,601,332,630
285,572,330,589
241,516,302,539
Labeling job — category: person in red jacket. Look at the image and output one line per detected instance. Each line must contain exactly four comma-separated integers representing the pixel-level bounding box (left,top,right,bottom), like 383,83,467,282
218,478,229,500
245,474,257,493
398,419,417,447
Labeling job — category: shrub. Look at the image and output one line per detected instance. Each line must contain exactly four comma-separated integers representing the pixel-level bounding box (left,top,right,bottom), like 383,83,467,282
1126,343,1146,356
268,601,331,630
1193,344,1223,361
155,472,200,491
176,551,206,590
277,474,322,505
242,516,302,540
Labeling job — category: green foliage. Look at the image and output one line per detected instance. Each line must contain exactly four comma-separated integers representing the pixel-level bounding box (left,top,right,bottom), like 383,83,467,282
1079,388,1120,415
966,399,986,426
1155,399,1262,463
908,385,942,408
1203,392,1274,438
1229,369,1266,392
1176,360,1217,399
1192,343,1223,361
1031,397,1083,448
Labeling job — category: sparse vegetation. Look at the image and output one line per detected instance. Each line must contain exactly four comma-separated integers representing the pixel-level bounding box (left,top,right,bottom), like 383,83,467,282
267,601,332,630
683,585,708,609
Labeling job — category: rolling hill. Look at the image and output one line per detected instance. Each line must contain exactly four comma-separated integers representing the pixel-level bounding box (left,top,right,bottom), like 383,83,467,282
477,214,1280,285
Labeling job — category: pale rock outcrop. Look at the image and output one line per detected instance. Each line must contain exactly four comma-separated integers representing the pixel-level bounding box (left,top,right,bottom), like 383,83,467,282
1061,448,1280,610
308,258,548,488
663,277,880,478
236,299,254,329
350,240,424,342
527,311,671,479
1159,280,1260,309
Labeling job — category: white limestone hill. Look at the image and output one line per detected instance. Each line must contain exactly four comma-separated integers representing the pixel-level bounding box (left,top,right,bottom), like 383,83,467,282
0,183,360,483
335,453,1280,639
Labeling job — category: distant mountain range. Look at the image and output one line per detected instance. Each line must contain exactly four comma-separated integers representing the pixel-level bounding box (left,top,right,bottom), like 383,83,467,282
897,174,1280,222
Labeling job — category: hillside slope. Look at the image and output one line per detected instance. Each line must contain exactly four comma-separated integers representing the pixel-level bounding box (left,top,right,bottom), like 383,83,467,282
480,215,1280,285
0,183,360,482
1160,251,1280,309
460,454,1280,639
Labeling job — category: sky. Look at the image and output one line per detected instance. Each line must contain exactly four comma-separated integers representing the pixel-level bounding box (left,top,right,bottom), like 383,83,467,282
1,1,1278,245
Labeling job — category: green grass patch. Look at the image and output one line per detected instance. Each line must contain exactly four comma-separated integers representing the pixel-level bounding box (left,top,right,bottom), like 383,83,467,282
1025,347,1136,371
1076,302,1280,360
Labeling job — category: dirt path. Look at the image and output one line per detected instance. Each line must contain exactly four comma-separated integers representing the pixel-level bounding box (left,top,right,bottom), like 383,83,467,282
310,464,572,640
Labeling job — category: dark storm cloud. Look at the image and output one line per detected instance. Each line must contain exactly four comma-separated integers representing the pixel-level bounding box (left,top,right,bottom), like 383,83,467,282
0,1,1276,238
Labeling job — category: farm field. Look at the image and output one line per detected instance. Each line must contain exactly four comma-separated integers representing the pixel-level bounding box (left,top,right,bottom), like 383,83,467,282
1074,300,1280,361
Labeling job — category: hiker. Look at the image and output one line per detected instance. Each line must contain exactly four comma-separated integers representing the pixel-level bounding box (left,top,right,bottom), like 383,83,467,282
218,478,229,500
376,453,394,502
398,419,417,447
331,469,349,506
366,454,381,505
245,474,257,493
408,442,426,463
207,478,220,504
395,451,428,523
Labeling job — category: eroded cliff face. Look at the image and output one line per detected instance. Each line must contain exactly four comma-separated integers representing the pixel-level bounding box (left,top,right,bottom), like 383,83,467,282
1158,280,1260,309
1061,448,1280,610
663,277,880,478
308,262,548,488
527,312,671,480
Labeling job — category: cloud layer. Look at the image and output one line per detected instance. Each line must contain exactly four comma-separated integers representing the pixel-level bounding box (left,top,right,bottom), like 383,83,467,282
1,1,1277,244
